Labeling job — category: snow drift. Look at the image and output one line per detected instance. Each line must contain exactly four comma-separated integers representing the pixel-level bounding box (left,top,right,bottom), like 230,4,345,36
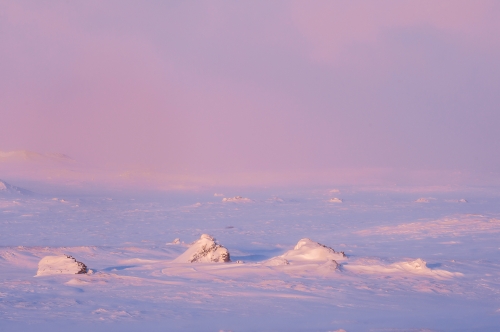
222,196,252,202
263,257,290,266
282,238,347,262
36,255,88,276
173,234,230,263
265,238,347,266
344,258,463,279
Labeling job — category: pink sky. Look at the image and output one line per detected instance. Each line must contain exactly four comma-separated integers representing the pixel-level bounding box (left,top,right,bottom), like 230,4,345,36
1,1,499,185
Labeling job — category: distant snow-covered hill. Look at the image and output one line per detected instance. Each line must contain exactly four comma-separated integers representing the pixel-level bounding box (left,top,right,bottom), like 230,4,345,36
0,180,33,195
0,150,75,163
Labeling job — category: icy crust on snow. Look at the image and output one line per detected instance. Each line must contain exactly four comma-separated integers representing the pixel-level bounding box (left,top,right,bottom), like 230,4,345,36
36,255,88,276
280,238,347,263
173,234,230,263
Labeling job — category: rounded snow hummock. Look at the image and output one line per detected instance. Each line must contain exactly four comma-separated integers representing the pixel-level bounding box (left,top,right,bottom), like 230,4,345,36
281,238,347,262
36,255,88,276
222,196,252,202
263,257,290,266
173,234,231,263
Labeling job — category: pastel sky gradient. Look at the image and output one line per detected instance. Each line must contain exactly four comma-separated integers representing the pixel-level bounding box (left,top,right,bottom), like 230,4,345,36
1,1,500,183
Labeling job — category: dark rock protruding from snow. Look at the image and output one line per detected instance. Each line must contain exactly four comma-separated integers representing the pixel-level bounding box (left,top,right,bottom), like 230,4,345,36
36,255,88,276
174,234,231,263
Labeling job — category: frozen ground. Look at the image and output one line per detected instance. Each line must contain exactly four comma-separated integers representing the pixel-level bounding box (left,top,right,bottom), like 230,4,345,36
1,183,500,331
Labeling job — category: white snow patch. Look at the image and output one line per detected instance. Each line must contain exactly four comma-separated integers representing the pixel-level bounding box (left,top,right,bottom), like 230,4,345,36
65,278,89,286
173,234,230,263
222,196,252,202
445,198,468,203
36,255,88,276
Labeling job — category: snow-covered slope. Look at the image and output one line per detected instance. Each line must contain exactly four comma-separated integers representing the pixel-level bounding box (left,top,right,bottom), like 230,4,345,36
173,234,230,263
36,255,88,276
0,150,74,163
0,188,498,331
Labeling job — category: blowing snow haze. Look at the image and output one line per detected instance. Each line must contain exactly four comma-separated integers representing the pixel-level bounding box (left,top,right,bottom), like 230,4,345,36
2,3,500,331
1,0,500,187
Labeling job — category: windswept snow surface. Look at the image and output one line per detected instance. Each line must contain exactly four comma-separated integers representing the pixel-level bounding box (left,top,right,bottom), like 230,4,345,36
1,185,500,331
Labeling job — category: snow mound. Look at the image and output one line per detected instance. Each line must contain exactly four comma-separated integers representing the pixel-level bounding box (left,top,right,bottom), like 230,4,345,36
0,180,32,195
328,198,343,203
166,238,181,245
222,196,252,202
280,238,347,263
36,255,88,276
173,234,230,263
393,258,428,272
263,257,290,266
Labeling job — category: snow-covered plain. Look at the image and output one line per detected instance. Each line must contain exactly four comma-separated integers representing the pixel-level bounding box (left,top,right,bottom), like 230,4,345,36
1,182,500,331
